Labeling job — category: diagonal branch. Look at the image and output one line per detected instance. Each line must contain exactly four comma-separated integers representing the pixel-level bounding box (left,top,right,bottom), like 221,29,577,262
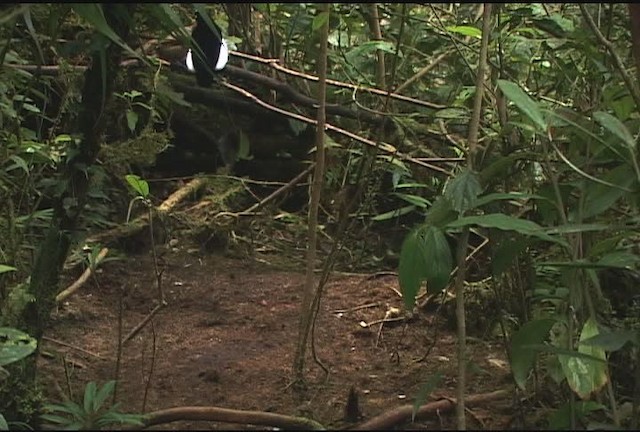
580,4,640,111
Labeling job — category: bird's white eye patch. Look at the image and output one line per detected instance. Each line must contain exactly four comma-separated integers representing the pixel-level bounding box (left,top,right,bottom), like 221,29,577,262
185,49,195,72
215,39,229,71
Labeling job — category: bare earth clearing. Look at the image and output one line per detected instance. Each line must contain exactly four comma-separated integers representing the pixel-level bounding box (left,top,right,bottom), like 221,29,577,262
40,245,515,430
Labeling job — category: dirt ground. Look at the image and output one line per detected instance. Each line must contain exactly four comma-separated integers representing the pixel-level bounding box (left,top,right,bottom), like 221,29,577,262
39,242,515,430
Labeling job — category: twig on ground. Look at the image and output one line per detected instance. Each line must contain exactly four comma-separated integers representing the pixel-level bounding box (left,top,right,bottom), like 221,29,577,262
212,163,316,221
122,302,166,345
42,336,106,359
332,303,380,314
56,248,109,303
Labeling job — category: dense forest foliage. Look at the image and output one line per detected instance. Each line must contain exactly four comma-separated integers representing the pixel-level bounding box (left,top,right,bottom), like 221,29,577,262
1,3,640,430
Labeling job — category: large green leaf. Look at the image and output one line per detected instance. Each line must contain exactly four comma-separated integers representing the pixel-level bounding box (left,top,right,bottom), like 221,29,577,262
0,264,17,274
312,11,329,31
399,229,428,309
558,318,608,399
596,251,640,269
0,327,37,367
581,164,637,219
447,213,566,246
425,195,458,228
418,226,453,295
497,80,547,131
537,252,640,270
593,111,635,150
399,225,453,308
547,400,605,430
510,318,556,390
444,168,482,213
412,371,443,421
72,4,138,59
473,192,549,209
580,329,638,352
84,381,97,413
445,25,481,38
492,235,532,277
92,381,116,412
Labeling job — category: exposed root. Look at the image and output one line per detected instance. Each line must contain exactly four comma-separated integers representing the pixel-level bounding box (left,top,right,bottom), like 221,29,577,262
133,406,325,430
350,389,510,430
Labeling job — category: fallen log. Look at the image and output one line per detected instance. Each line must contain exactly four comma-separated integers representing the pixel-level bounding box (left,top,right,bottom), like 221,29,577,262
86,177,208,246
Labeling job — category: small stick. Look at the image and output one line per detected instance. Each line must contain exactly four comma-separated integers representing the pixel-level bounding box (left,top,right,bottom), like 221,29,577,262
123,302,166,344
332,303,380,314
363,316,405,328
209,164,316,221
231,51,444,110
56,248,109,303
223,82,452,176
42,336,105,359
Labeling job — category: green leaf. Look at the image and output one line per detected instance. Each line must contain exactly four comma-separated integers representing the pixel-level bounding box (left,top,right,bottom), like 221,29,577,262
399,229,429,309
444,168,482,213
548,400,605,430
61,421,83,430
72,4,139,60
155,4,189,40
581,164,637,219
445,25,482,38
596,251,640,269
0,414,8,431
580,329,638,352
93,381,116,412
125,110,138,133
510,318,556,390
399,226,453,309
0,265,17,274
7,155,30,173
497,79,546,131
346,41,396,63
447,213,565,246
41,414,75,425
372,205,417,221
0,327,37,367
419,226,453,296
474,191,548,209
312,11,329,31
593,111,635,149
544,223,611,236
98,411,144,427
558,317,608,399
84,381,97,413
124,174,149,198
492,236,532,277
425,195,458,228
237,131,251,161
392,193,430,208
434,107,470,120
412,371,443,421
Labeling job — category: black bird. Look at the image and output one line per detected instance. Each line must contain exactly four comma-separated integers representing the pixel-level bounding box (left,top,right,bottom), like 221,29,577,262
185,13,229,87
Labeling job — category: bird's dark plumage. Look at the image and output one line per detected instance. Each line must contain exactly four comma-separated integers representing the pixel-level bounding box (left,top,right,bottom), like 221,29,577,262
187,13,229,87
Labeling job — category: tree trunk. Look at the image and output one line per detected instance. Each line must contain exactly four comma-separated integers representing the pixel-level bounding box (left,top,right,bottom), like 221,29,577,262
0,4,133,424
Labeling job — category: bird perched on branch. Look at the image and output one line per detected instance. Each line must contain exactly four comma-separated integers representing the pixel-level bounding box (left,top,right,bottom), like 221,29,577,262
158,12,229,87
186,12,229,86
